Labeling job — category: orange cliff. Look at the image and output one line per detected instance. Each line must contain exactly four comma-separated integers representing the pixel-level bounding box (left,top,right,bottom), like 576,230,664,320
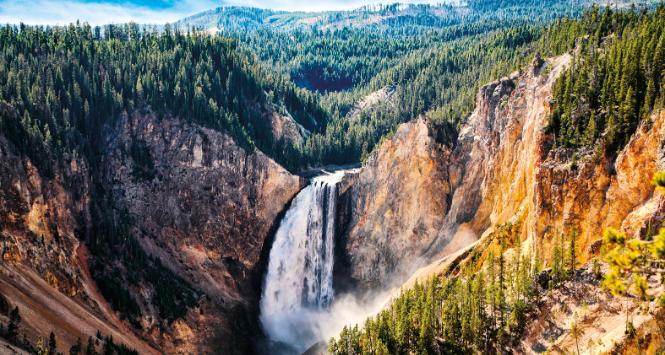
341,53,665,291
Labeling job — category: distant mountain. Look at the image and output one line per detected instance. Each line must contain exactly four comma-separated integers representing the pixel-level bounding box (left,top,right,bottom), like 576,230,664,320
175,1,658,33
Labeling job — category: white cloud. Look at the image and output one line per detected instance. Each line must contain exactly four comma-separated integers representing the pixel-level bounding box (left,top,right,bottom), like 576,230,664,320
0,0,444,26
0,0,220,26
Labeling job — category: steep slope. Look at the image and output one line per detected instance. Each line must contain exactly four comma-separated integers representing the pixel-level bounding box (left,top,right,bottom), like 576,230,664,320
99,112,305,353
515,264,664,354
342,50,665,287
339,54,571,288
334,50,665,352
0,111,303,353
0,23,315,353
0,130,158,353
104,111,303,305
337,118,454,288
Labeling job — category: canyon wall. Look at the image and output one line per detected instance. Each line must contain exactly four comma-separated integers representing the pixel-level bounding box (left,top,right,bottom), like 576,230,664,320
0,111,303,353
342,53,665,289
337,118,454,288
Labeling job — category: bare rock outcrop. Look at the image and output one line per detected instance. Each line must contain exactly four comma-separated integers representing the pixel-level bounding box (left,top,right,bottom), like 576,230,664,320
342,52,665,290
104,112,303,303
339,117,453,288
0,133,159,353
99,112,303,353
0,110,303,354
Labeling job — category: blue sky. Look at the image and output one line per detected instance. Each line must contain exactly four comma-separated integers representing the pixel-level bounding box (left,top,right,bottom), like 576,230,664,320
0,0,440,25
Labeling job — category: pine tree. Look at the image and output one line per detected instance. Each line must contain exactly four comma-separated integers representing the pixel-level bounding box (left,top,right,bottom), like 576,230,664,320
570,315,583,355
70,338,83,355
48,331,58,355
583,111,597,145
85,337,96,355
37,338,49,355
569,228,577,280
487,251,497,332
6,306,20,342
553,232,567,284
497,235,506,345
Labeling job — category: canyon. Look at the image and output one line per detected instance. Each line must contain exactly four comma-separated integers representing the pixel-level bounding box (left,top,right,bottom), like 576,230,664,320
1,47,664,355
0,108,304,353
259,53,665,352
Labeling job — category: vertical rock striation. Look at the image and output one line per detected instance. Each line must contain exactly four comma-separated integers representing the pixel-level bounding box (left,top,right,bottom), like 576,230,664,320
101,112,305,353
0,110,304,353
341,53,665,289
340,117,454,288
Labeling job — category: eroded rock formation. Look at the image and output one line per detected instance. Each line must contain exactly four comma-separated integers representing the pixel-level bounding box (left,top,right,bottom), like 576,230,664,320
0,111,303,353
341,53,665,291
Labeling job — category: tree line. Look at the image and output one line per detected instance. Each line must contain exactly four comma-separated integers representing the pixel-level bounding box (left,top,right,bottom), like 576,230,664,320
327,220,591,354
0,22,327,173
546,5,665,153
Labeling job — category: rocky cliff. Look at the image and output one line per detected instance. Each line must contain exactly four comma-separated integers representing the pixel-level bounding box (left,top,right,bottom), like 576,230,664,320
101,112,304,353
334,52,665,354
0,130,158,353
0,111,303,353
341,53,665,293
337,117,454,288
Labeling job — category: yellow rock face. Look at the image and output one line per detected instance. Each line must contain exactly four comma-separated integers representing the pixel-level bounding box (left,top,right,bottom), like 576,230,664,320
342,116,454,287
348,52,665,287
531,110,665,265
25,202,51,240
443,53,665,267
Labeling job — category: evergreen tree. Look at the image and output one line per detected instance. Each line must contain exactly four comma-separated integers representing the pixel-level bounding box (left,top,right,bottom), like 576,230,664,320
85,337,96,355
70,338,83,355
6,306,21,342
48,331,57,355
569,228,577,280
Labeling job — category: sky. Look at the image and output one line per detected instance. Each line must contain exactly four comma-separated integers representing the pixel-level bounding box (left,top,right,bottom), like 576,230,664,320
0,0,441,25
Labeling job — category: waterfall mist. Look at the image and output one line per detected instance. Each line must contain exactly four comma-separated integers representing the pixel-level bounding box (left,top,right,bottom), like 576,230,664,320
259,169,391,353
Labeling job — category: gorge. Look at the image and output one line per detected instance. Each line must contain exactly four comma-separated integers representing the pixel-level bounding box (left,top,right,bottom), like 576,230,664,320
1,2,665,355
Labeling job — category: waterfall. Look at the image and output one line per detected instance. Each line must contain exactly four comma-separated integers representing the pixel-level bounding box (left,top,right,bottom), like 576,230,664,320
259,170,345,352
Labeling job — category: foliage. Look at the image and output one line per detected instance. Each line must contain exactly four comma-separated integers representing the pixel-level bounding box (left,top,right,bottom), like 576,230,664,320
48,331,57,355
0,23,327,172
652,171,665,190
168,2,659,167
87,211,199,326
602,226,665,299
601,220,665,337
299,5,665,166
3,4,661,173
329,250,540,353
304,26,543,165
0,306,37,353
77,335,138,355
6,306,20,341
547,6,665,153
70,338,83,355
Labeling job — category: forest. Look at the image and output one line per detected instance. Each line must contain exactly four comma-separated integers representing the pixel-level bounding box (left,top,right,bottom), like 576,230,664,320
547,6,665,153
327,220,585,354
0,23,327,173
0,2,661,173
329,173,665,354
1,1,664,354
327,7,665,353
